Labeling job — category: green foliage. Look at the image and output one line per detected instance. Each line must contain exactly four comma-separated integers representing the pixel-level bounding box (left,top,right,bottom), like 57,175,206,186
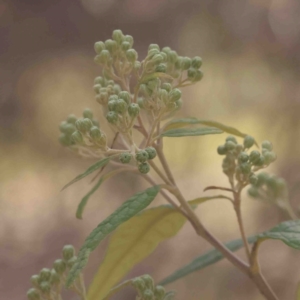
161,127,223,138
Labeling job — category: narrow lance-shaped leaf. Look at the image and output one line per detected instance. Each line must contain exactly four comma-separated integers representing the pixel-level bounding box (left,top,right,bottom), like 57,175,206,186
159,236,257,286
62,157,110,190
161,127,223,138
188,195,233,206
66,185,161,287
87,205,187,300
76,169,130,220
257,220,300,250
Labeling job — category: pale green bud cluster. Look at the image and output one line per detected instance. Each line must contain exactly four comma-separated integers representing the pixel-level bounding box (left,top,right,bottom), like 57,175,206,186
132,274,172,300
94,76,121,105
217,136,276,185
27,245,78,300
134,147,157,174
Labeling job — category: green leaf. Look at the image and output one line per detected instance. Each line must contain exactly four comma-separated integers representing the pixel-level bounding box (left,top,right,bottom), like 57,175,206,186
161,127,223,138
87,205,187,300
159,236,257,286
163,118,248,139
188,195,232,206
258,220,300,249
66,185,160,287
62,157,110,190
296,282,300,300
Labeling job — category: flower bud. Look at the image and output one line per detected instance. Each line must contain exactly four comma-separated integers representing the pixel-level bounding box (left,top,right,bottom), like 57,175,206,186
67,114,77,124
243,135,255,148
261,140,273,151
93,84,101,93
240,163,251,174
168,51,178,64
132,277,146,292
151,54,164,65
94,41,105,54
27,288,41,300
136,150,149,163
59,121,68,133
39,268,51,282
96,92,108,104
263,151,276,164
249,150,260,163
121,41,131,51
225,141,236,150
191,56,202,69
75,118,93,133
253,155,265,166
148,44,160,51
89,126,102,140
158,89,168,104
95,50,111,64
30,275,40,288
147,48,160,59
119,91,131,104
39,282,51,294
112,29,124,44
217,145,227,155
138,97,145,108
59,134,72,146
154,286,166,299
194,70,204,81
169,88,181,102
92,119,99,127
248,186,259,198
138,162,150,174
134,61,141,71
62,245,75,261
108,99,117,111
124,35,134,47
128,103,140,117
145,147,157,160
126,49,138,62
143,289,155,300
71,131,84,145
155,64,167,73
249,174,258,185
49,269,60,285
181,57,192,70
238,152,249,163
142,275,155,290
106,111,118,124
115,99,128,113
162,46,171,53
119,152,132,164
66,256,77,268
83,108,93,120
105,39,117,53
94,76,106,85
161,83,172,92
53,259,66,274
226,136,237,144
187,67,197,80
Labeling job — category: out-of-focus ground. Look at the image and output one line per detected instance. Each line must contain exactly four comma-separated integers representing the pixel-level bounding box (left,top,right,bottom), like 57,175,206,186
1,0,300,299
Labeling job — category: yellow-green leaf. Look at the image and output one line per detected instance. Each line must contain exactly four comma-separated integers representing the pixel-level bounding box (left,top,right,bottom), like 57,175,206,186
188,195,233,206
87,205,187,300
161,127,223,138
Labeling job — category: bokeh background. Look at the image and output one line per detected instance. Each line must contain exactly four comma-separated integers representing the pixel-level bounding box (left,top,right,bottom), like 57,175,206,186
1,0,300,299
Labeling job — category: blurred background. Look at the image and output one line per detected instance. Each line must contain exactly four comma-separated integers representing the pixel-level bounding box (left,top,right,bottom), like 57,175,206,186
1,0,300,299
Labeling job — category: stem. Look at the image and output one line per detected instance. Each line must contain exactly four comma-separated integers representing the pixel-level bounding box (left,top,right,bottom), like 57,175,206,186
155,146,176,185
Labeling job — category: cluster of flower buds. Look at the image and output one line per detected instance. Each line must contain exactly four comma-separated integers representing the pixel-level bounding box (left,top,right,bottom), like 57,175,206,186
27,245,79,300
217,136,276,185
132,274,174,300
94,76,122,105
59,108,107,150
119,147,157,174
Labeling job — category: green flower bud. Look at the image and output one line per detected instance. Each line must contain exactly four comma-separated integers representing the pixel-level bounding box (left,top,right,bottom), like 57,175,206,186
27,288,41,300
249,174,258,185
115,99,128,113
257,172,269,183
66,256,77,268
155,64,167,73
181,57,192,70
154,286,166,299
145,147,157,160
142,275,155,290
59,121,68,133
94,76,106,85
67,114,77,124
169,88,181,102
94,41,105,54
108,99,117,111
159,89,169,104
162,46,171,53
39,268,51,282
119,91,131,104
261,140,273,151
243,135,255,148
240,163,251,174
119,152,132,164
161,83,172,92
168,51,178,64
89,126,102,140
39,282,51,294
253,155,265,166
49,269,60,285
266,176,277,190
71,130,84,145
96,92,109,104
238,152,249,163
124,35,134,47
30,275,40,288
132,277,146,292
126,49,138,62
59,134,72,146
191,56,202,69
106,111,118,124
217,145,227,155
121,41,131,51
151,54,164,65
138,97,145,108
92,119,99,127
75,118,93,133
113,84,121,94
62,245,75,261
225,141,236,150
95,50,111,64
187,67,197,80
225,136,237,144
134,61,141,71
143,289,155,300
128,103,140,117
249,150,260,163
136,150,149,163
109,94,118,101
148,44,160,51
53,259,66,274
147,48,160,59
83,108,93,120
105,39,117,53
194,70,204,81
248,186,259,198
263,151,276,164
112,29,124,44
93,84,101,93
